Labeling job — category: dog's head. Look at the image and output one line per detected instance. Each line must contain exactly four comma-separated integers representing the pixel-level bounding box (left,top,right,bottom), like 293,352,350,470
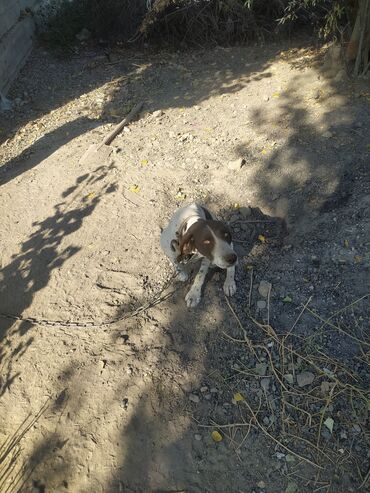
177,219,237,269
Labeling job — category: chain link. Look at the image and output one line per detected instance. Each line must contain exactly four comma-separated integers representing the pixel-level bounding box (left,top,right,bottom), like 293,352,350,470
0,273,177,329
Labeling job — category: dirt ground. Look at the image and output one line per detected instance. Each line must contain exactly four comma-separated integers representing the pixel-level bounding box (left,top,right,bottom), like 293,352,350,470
0,39,369,493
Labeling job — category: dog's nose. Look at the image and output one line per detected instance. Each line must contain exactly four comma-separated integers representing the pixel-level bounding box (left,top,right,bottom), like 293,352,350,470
225,253,237,265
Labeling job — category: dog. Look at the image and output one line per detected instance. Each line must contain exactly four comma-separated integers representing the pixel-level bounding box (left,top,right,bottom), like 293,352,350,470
160,203,237,307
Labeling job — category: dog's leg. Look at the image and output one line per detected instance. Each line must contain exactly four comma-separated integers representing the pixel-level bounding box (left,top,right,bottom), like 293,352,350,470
168,240,189,281
223,265,236,297
185,258,210,307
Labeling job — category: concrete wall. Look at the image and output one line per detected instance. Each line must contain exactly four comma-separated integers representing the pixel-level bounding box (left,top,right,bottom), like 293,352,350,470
0,0,62,94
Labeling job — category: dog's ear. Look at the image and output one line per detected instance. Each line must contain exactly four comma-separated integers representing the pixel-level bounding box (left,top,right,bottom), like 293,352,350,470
177,230,195,261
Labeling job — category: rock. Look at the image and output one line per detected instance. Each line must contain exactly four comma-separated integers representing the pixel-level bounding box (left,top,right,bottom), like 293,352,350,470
76,28,91,41
260,378,270,392
152,109,164,118
229,214,239,223
189,394,200,403
297,371,315,387
239,206,251,218
228,157,246,170
257,300,267,310
284,374,294,385
0,92,12,111
263,95,270,102
255,362,267,376
263,416,270,426
320,381,331,394
285,481,298,493
194,434,202,441
200,386,208,393
258,280,272,298
257,481,266,488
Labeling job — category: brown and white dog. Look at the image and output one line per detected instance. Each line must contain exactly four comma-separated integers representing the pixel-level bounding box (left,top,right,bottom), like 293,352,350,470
160,203,237,307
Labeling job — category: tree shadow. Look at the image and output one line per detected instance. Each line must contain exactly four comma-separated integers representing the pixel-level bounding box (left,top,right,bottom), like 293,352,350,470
0,164,117,397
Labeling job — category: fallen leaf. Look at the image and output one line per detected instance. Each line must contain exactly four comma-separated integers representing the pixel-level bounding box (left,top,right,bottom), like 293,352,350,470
175,190,186,200
211,430,223,442
233,203,240,209
258,234,266,243
233,392,244,402
272,92,281,98
85,192,95,200
129,184,140,193
324,417,334,433
261,149,268,155
344,239,349,248
282,295,292,303
354,255,362,263
140,159,149,166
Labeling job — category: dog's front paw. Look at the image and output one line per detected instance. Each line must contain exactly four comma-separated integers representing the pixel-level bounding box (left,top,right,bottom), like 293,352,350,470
223,279,237,297
185,288,201,307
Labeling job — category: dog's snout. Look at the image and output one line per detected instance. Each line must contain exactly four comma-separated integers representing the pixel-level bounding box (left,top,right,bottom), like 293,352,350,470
225,253,237,265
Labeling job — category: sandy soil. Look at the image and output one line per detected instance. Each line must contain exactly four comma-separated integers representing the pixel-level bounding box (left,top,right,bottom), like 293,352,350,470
0,40,369,493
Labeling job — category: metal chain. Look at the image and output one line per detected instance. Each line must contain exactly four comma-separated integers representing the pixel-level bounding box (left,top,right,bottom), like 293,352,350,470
0,273,177,329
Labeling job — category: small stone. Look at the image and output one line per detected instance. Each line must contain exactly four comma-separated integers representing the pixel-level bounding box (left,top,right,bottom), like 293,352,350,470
200,386,208,393
284,374,294,385
152,109,164,118
276,452,285,459
323,130,333,138
255,362,267,376
239,206,251,218
340,430,347,439
352,424,361,434
204,393,212,400
258,280,272,298
297,371,315,387
257,481,266,488
228,157,246,170
257,300,267,310
320,381,331,394
194,434,202,441
263,416,270,426
189,394,200,403
263,95,270,102
285,454,295,463
229,214,239,223
76,28,91,41
260,378,270,391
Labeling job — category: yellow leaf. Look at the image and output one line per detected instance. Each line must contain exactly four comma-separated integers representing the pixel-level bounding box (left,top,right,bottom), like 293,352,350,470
344,239,349,248
233,392,244,402
272,92,280,98
140,159,148,166
129,184,140,193
211,430,223,442
261,149,268,155
233,203,240,209
258,234,266,243
85,192,95,200
175,190,186,200
244,264,254,270
354,255,362,263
